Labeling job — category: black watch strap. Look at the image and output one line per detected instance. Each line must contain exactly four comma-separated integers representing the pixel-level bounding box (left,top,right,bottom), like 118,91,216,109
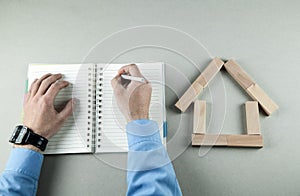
9,125,48,151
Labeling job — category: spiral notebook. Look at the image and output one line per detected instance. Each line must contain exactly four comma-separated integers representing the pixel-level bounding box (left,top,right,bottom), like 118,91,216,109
27,63,166,154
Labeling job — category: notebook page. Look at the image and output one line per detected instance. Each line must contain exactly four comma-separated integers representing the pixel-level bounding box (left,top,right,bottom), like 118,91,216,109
95,63,165,153
27,64,94,154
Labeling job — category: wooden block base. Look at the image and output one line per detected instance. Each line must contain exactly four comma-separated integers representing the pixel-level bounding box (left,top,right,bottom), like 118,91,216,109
192,134,263,148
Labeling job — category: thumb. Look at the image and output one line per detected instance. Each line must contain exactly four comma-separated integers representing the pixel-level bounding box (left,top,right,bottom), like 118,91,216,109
59,99,75,121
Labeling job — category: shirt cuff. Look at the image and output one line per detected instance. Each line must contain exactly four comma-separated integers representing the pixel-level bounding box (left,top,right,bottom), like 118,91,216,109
5,148,44,180
126,119,170,171
126,119,162,150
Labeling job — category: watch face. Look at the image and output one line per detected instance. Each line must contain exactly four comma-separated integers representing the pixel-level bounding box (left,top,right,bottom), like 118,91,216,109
16,127,28,144
9,127,20,143
9,126,28,144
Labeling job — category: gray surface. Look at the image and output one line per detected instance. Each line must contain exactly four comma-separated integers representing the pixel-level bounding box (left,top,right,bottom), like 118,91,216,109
0,1,300,195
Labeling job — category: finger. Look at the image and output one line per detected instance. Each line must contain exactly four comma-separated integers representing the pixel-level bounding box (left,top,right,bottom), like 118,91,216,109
30,74,52,96
118,64,143,77
37,73,62,95
119,64,149,85
58,99,75,122
111,74,122,89
28,79,38,95
45,80,70,102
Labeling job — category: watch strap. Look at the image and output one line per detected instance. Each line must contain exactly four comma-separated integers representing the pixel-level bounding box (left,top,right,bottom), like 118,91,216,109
26,130,48,151
9,125,48,151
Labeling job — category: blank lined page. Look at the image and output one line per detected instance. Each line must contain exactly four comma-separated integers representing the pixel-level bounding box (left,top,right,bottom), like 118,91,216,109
95,63,165,153
27,64,94,154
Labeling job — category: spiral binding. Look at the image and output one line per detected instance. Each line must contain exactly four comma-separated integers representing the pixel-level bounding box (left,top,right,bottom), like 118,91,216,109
87,65,96,149
96,66,104,149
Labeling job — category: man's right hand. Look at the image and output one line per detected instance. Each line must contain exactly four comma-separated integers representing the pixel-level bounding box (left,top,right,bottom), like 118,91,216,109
111,64,152,122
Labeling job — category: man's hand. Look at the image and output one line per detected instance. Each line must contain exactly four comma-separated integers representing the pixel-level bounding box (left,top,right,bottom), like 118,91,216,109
22,73,75,139
111,64,152,122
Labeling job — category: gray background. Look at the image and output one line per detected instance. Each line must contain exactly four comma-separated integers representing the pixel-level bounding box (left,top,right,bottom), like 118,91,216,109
0,1,299,195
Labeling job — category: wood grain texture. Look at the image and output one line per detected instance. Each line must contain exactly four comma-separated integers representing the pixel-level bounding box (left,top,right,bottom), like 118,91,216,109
246,84,279,115
245,101,260,134
175,82,203,112
175,57,223,112
226,135,263,147
192,134,263,147
192,134,227,146
193,100,206,134
224,59,255,89
196,57,224,87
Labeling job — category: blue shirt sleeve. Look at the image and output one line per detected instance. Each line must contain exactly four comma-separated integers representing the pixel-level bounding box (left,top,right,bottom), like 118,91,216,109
126,119,182,196
0,148,44,196
0,120,182,196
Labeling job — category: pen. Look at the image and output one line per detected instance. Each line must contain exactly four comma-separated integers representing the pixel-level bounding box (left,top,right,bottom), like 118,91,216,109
121,75,146,83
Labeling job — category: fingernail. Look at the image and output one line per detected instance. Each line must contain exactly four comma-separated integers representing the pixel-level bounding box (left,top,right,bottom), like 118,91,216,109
72,98,79,105
57,73,63,78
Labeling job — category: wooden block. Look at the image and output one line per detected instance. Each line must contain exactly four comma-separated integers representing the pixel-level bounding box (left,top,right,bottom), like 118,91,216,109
175,57,223,112
193,100,206,134
196,57,224,88
224,59,255,89
175,83,203,112
192,134,227,146
224,59,278,115
226,135,263,147
192,134,263,147
246,84,279,116
245,101,260,134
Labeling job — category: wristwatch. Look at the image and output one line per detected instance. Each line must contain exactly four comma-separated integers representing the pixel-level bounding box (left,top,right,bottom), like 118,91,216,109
9,125,48,151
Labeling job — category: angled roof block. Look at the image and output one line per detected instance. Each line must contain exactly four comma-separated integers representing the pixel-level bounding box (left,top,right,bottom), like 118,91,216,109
224,60,278,115
224,59,255,89
176,58,278,115
177,57,279,148
175,57,224,112
246,84,278,116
